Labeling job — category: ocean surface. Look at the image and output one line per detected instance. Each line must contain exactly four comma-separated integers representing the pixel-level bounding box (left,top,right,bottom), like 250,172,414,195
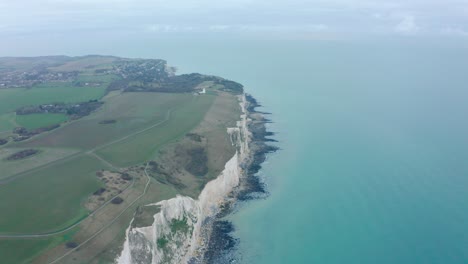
143,38,468,264
6,36,468,263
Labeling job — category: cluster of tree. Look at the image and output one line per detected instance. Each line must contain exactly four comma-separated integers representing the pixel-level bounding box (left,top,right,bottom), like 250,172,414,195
124,73,206,93
93,187,107,196
13,124,60,141
214,79,244,94
16,100,103,119
6,149,39,161
120,173,132,181
111,197,124,204
98,119,117,125
65,100,103,119
107,60,244,94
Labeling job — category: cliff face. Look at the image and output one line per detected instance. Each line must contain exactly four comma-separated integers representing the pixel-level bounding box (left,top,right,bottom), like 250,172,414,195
116,95,252,264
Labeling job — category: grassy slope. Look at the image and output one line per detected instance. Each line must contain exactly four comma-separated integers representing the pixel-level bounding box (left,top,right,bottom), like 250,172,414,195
0,148,79,180
18,93,192,150
47,57,117,72
0,154,108,233
0,230,77,264
0,112,16,132
1,238,62,264
97,94,216,167
16,113,68,130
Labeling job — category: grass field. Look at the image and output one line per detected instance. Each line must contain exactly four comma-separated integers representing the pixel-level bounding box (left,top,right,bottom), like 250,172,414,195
0,113,15,132
0,86,106,115
0,230,77,264
0,84,106,132
18,93,195,150
0,154,108,233
97,94,215,167
47,56,117,72
16,113,68,130
0,148,79,180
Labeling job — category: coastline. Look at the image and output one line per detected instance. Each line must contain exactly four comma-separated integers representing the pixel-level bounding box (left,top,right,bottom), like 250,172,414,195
201,94,279,263
115,93,278,264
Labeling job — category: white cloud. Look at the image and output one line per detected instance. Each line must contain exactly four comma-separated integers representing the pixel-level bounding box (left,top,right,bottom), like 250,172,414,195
146,24,196,33
208,25,231,32
143,23,329,34
441,26,468,37
394,15,419,34
1,0,468,37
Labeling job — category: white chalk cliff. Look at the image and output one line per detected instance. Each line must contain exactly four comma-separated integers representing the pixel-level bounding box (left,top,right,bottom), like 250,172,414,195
116,95,252,264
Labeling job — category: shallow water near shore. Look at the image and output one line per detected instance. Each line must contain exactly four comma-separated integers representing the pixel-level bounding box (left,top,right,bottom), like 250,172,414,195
8,36,468,263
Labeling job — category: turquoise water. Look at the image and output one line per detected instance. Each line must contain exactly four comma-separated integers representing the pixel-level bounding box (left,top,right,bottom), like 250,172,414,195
146,39,468,264
10,36,468,263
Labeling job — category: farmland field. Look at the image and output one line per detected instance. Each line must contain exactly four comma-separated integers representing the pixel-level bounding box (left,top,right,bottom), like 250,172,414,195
0,85,106,114
0,236,68,264
0,154,108,233
16,113,68,130
96,94,215,167
18,93,196,150
0,113,15,131
0,148,79,180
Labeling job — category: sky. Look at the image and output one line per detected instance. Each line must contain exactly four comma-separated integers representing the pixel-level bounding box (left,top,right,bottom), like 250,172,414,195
1,0,468,38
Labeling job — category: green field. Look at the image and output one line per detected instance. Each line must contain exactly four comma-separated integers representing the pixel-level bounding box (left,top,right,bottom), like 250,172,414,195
18,93,195,150
0,154,107,233
0,85,106,114
0,113,15,132
0,148,79,180
0,84,106,132
2,92,215,235
15,113,68,130
0,230,77,264
97,94,215,167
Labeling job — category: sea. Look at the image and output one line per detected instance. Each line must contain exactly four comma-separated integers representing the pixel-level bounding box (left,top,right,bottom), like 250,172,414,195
6,34,468,264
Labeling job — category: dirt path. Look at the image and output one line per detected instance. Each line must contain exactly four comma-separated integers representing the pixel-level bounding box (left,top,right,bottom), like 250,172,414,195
87,152,121,171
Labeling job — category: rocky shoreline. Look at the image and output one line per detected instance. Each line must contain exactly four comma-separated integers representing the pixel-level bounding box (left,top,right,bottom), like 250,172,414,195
201,94,279,263
115,93,278,264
